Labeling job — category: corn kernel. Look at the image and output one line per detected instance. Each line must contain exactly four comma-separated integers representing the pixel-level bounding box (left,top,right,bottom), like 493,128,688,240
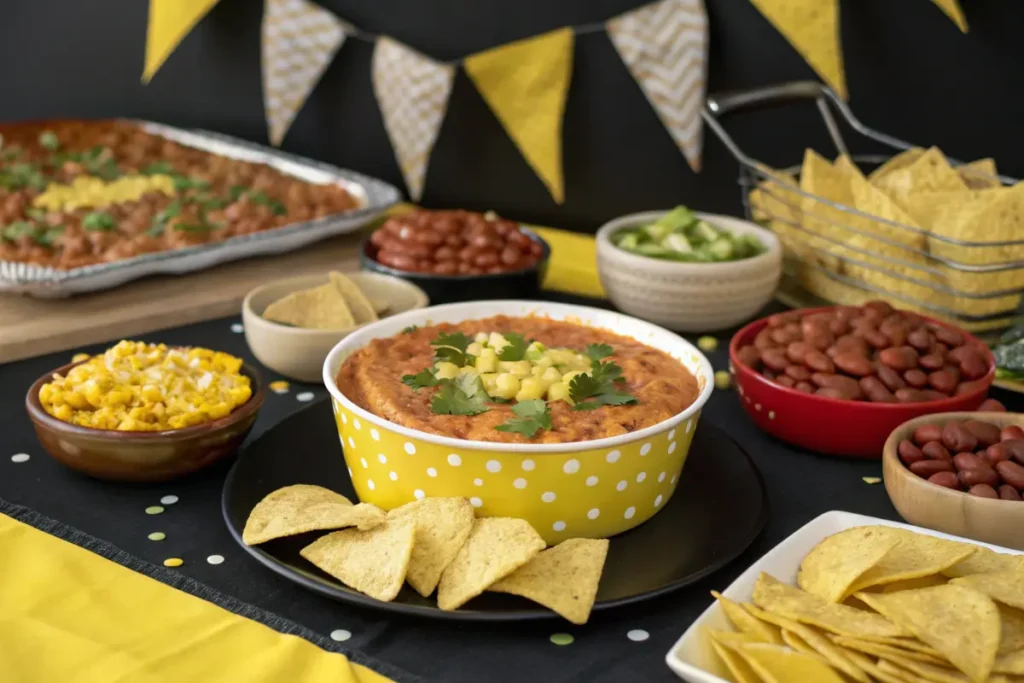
541,367,563,383
434,362,460,380
491,373,521,400
547,382,573,404
466,342,484,357
488,332,509,351
497,360,531,378
475,348,498,373
515,377,546,401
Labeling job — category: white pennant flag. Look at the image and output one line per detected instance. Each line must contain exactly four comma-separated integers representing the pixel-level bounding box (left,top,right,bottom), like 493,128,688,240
261,0,347,146
607,0,708,172
372,37,456,201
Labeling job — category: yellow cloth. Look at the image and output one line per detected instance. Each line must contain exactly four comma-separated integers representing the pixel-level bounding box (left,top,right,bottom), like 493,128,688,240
143,0,221,83
749,0,846,99
0,513,393,683
464,28,574,204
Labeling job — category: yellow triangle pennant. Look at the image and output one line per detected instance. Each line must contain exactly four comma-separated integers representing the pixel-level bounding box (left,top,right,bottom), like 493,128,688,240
464,28,574,204
143,0,221,83
749,0,846,100
931,0,968,32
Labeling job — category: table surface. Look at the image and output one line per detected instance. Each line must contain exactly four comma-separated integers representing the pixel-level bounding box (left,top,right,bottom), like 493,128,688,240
2,293,1019,683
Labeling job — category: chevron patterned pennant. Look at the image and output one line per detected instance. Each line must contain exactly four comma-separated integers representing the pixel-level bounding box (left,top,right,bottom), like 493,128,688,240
607,0,708,172
261,0,347,146
372,37,456,201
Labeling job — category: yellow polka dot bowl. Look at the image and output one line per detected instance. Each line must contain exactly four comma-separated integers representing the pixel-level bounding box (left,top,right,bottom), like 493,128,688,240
323,300,714,544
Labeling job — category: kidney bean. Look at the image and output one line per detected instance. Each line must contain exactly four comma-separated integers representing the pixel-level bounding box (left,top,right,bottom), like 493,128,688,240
964,421,1002,447
863,329,892,349
811,373,863,397
942,422,978,453
954,452,983,471
794,381,815,394
907,327,935,352
932,325,964,347
805,329,834,351
910,459,954,477
923,390,952,401
896,388,929,403
922,441,953,461
903,369,929,388
913,424,944,446
785,365,812,381
899,440,927,465
801,318,827,338
801,349,833,373
959,464,1000,488
876,365,907,392
878,346,919,371
1003,439,1024,465
754,329,777,350
979,398,1006,412
968,484,1000,499
433,261,458,275
815,387,858,400
985,443,1012,466
736,345,761,369
918,353,946,371
784,341,809,364
947,346,975,364
860,376,895,402
768,311,801,327
761,348,790,372
376,250,419,271
828,317,850,336
772,326,802,345
996,460,1024,490
960,355,989,381
863,300,894,316
999,484,1022,501
775,375,796,388
473,250,500,268
833,352,874,377
834,335,870,356
928,471,961,489
1001,426,1024,441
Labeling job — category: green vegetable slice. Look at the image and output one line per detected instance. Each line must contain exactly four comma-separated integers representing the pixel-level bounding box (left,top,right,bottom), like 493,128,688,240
82,211,116,232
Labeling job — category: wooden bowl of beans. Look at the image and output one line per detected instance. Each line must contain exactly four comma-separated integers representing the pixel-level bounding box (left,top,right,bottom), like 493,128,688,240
728,301,997,458
883,412,1024,550
360,209,549,303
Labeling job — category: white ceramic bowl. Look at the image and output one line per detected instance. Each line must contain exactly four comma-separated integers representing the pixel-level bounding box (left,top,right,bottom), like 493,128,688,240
323,300,714,544
596,211,783,332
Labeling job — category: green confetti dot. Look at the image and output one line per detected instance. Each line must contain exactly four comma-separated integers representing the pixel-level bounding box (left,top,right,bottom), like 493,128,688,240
550,633,574,646
145,506,164,515
148,532,166,541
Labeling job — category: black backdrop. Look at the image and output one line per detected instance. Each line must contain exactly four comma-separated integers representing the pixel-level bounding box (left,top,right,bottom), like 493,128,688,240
2,0,1022,231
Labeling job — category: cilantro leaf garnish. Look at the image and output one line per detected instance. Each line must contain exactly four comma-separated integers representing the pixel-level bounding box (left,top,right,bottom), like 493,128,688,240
33,225,64,247
82,211,115,232
247,190,287,215
431,332,472,366
401,325,419,334
570,358,637,411
1,221,37,241
173,222,215,233
38,131,59,151
585,343,614,361
402,369,439,390
497,332,529,361
495,399,551,438
141,161,173,176
431,378,489,416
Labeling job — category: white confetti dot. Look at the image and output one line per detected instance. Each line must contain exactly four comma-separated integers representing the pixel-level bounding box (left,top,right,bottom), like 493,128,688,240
470,497,483,508
160,495,178,505
486,460,502,473
562,459,580,474
348,437,356,449
587,508,600,520
10,453,29,463
639,443,651,456
473,478,484,486
360,458,368,469
330,629,352,642
658,472,666,483
668,441,677,454
367,479,375,490
230,323,243,333
404,442,417,455
447,453,461,466
625,506,636,519
513,478,527,489
552,521,566,532
685,419,693,432
377,453,387,464
616,480,628,492
341,413,347,424
370,428,380,441
389,471,398,481
353,418,361,430
427,467,437,478
585,476,598,487
297,392,315,402
627,629,649,642
668,429,676,441
414,489,425,500
654,494,664,507
521,459,535,471
605,450,621,463
207,555,225,565
541,492,556,503
636,472,646,483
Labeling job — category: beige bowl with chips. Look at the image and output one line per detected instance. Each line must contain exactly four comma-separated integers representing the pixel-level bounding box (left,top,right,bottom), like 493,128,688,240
243,272,428,383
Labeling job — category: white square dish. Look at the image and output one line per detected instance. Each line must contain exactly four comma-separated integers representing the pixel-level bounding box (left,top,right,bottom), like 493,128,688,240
664,510,1024,683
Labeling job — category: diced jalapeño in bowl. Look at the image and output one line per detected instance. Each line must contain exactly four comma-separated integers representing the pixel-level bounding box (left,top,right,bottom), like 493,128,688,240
612,204,766,263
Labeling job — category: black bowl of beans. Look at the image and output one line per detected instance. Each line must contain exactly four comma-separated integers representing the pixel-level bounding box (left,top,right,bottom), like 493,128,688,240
883,412,1024,550
360,209,550,304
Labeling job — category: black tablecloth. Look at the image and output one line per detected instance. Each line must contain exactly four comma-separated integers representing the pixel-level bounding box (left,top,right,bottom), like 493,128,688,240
2,295,1020,683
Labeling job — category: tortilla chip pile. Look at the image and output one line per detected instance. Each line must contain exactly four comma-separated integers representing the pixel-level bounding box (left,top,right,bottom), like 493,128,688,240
703,525,1024,683
262,271,388,330
243,485,610,623
749,147,1022,332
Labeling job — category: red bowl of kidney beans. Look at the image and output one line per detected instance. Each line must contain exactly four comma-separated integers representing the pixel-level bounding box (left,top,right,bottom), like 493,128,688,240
728,301,997,458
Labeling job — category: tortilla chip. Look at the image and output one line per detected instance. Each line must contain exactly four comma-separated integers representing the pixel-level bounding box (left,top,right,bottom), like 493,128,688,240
798,525,901,603
300,517,415,602
753,572,905,638
999,606,1024,655
877,656,969,683
942,547,1024,579
436,517,545,611
840,647,921,683
735,643,848,683
388,497,475,597
880,575,948,593
849,634,943,657
958,158,1001,189
706,630,762,683
831,634,949,666
875,147,968,208
950,570,1024,611
713,590,784,645
242,484,384,545
995,649,1024,675
330,271,378,324
870,147,927,183
263,283,356,330
489,538,609,624
856,585,1000,682
799,149,854,269
780,628,820,657
847,530,975,595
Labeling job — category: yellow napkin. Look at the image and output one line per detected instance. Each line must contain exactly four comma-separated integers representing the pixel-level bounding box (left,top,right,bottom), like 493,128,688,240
0,513,392,683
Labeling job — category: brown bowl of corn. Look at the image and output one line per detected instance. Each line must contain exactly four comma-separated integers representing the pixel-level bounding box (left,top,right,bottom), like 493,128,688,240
25,341,265,482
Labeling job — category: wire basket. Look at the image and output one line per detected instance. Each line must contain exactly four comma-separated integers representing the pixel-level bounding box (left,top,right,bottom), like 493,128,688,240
702,81,1024,338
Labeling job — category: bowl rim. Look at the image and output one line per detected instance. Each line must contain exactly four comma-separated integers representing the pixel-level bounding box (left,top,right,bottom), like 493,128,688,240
883,411,1024,506
359,226,551,282
595,210,783,273
322,299,715,454
728,306,996,410
242,271,430,337
25,355,266,440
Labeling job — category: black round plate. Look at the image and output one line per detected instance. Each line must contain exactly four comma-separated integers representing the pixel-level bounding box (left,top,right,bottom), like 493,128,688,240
222,399,769,622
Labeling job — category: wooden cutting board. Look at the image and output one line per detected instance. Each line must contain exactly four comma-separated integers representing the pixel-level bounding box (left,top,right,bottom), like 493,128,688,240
0,232,364,364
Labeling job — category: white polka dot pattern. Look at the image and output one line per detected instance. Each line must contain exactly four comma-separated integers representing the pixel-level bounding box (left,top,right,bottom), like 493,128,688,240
541,492,556,503
486,460,502,473
522,459,535,471
513,478,527,489
562,459,580,474
427,467,438,477
552,521,566,532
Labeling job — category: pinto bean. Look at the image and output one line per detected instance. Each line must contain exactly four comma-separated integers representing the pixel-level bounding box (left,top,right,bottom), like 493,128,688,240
736,345,761,369
996,461,1024,490
784,365,812,381
786,341,813,364
876,365,907,391
918,353,946,371
927,369,959,395
931,325,964,347
803,350,835,373
999,484,1022,501
985,443,1013,466
860,376,895,402
810,373,863,399
833,352,874,377
761,348,790,372
978,399,1006,412
903,369,929,388
878,346,919,371
907,327,935,352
